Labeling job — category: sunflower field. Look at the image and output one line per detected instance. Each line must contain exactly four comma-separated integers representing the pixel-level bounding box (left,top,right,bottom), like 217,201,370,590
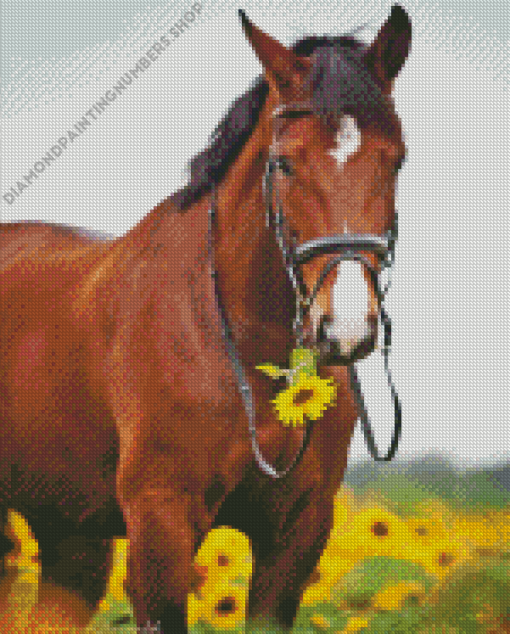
1,460,509,633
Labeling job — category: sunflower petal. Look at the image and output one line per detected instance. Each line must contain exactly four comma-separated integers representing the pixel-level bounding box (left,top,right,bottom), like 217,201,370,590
255,364,287,379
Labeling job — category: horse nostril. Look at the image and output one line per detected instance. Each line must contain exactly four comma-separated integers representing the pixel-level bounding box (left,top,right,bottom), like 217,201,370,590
318,315,333,341
367,315,378,338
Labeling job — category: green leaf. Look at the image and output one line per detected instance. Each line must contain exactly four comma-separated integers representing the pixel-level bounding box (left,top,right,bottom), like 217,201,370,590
331,557,434,608
366,606,431,633
290,347,319,376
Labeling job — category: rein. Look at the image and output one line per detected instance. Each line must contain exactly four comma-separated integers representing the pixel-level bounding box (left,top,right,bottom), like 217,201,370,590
208,188,316,479
208,109,402,479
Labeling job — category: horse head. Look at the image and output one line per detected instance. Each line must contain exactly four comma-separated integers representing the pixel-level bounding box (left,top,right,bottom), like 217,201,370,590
240,6,411,365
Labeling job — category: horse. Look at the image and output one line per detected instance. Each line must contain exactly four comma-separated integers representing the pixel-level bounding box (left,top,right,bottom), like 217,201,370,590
0,5,411,632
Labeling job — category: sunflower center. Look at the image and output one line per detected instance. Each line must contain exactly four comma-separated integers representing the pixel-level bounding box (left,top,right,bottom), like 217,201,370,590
293,388,315,406
215,597,237,615
371,521,389,537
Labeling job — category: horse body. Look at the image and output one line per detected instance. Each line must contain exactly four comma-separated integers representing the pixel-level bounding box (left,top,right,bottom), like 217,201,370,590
0,5,411,632
0,223,116,525
0,200,350,631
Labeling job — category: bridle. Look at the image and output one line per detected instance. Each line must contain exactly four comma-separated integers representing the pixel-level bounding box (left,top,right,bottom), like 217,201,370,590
208,103,402,479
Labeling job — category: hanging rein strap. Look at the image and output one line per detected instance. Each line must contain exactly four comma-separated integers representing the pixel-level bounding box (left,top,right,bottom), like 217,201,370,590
208,121,402,477
263,156,402,462
208,189,315,479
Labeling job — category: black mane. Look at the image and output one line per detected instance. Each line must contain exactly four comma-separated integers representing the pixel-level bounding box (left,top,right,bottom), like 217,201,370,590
171,34,395,210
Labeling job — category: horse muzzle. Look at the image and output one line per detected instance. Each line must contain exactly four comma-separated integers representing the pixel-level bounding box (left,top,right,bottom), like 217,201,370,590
316,314,378,366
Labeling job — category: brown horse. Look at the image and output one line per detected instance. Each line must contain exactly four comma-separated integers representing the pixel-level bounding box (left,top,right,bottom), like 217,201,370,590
0,5,411,632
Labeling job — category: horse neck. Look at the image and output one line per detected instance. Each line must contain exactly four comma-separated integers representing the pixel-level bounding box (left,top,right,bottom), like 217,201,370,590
212,101,296,367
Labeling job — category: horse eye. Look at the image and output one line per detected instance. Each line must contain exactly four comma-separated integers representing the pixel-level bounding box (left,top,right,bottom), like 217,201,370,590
276,156,293,176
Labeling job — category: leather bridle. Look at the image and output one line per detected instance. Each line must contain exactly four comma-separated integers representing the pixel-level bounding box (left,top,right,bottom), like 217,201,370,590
208,104,402,479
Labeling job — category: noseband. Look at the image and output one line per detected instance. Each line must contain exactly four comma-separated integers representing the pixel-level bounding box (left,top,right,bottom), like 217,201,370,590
208,107,402,479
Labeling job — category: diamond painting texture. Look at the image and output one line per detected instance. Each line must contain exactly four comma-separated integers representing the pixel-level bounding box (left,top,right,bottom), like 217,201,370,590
1,1,508,633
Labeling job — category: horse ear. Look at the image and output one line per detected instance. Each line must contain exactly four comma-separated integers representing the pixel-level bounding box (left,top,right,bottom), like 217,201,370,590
239,10,310,99
365,4,412,92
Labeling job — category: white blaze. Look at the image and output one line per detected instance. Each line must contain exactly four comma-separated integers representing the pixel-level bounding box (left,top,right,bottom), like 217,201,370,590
328,115,361,167
330,260,370,356
325,116,365,355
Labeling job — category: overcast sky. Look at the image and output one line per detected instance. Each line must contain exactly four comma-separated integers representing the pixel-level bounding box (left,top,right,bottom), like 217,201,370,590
1,0,508,468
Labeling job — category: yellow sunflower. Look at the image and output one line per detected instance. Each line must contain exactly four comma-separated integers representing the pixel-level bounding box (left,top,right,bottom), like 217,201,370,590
453,510,509,556
406,516,450,548
330,506,417,561
413,537,472,581
341,615,371,632
272,371,336,427
309,613,331,630
316,536,359,586
300,562,351,607
193,527,253,585
188,579,246,630
331,487,357,533
105,538,128,602
7,510,38,571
